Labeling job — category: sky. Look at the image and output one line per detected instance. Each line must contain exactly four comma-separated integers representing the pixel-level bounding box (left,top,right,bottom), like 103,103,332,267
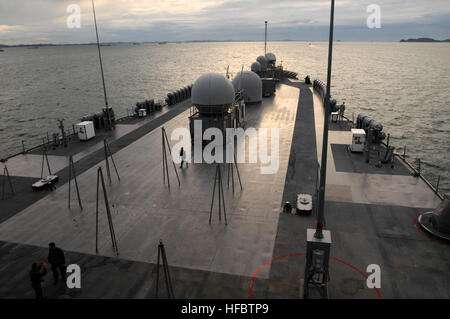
1,0,449,44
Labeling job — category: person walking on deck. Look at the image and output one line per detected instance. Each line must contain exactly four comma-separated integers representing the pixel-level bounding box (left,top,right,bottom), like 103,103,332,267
339,102,346,120
179,147,187,169
30,262,47,299
47,242,66,285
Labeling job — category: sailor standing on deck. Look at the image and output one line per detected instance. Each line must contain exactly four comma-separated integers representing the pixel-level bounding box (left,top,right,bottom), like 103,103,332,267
179,147,187,169
47,242,66,285
29,262,47,299
305,75,311,84
339,102,346,120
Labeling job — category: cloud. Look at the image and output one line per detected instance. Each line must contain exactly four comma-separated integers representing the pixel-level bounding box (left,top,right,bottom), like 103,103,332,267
0,0,449,44
0,24,25,32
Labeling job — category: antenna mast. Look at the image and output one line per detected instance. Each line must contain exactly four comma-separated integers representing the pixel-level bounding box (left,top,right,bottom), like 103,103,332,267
264,21,268,56
316,0,335,239
91,0,112,130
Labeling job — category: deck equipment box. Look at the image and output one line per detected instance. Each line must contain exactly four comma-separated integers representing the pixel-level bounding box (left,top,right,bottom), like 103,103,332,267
138,109,147,117
262,78,276,97
331,112,339,123
297,193,313,215
350,129,366,152
32,175,59,191
76,121,95,141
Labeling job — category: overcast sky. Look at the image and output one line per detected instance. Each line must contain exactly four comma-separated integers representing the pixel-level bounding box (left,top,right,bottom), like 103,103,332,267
1,0,449,44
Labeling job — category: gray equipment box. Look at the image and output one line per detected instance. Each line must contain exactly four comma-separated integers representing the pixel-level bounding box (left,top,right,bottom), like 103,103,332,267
262,78,276,97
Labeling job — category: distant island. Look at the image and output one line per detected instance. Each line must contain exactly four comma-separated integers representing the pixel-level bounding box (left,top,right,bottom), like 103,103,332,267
400,38,450,42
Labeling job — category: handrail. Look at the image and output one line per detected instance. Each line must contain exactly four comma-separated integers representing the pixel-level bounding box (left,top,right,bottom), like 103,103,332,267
312,78,446,201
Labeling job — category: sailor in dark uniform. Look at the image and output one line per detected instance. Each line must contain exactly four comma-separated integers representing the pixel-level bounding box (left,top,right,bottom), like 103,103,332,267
47,242,66,285
339,102,346,120
30,262,47,299
180,147,187,169
305,75,311,84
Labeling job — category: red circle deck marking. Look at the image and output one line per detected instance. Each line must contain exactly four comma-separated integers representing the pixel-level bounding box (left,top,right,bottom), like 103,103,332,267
249,253,382,299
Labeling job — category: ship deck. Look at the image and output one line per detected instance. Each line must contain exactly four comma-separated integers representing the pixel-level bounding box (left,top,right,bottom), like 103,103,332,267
0,81,448,299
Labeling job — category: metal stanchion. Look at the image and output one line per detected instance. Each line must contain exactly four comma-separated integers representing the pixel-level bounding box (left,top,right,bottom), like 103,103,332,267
1,165,15,200
436,176,440,194
40,148,52,178
95,167,119,255
209,164,228,225
68,156,83,210
103,139,120,183
155,240,175,299
414,158,421,177
227,149,243,192
161,127,180,188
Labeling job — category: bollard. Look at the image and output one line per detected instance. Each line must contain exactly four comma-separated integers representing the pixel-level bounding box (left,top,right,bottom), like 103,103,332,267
403,145,406,158
22,140,25,154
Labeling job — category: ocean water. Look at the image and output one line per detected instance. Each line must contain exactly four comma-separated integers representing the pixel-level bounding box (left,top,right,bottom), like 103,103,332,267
0,42,449,193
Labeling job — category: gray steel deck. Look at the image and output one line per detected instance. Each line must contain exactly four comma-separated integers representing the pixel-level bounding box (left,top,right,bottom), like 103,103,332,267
0,84,299,280
0,81,448,299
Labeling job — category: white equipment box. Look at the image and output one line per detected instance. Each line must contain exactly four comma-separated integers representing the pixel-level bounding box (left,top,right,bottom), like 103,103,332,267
350,128,366,152
138,109,147,117
331,112,339,123
76,121,95,141
297,193,313,215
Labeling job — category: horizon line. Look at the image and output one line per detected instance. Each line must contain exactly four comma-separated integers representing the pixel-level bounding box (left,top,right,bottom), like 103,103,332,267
2,38,450,47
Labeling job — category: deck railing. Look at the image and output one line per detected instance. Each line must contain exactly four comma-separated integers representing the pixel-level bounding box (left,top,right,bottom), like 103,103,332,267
312,77,446,200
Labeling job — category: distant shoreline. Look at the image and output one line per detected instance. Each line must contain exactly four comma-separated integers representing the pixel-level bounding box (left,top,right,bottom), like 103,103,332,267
2,40,311,48
400,37,450,43
1,38,450,47
4,40,319,48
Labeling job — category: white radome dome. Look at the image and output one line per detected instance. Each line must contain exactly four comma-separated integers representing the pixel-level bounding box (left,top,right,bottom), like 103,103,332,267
256,56,268,71
251,61,261,73
232,71,262,103
266,52,276,64
192,72,235,107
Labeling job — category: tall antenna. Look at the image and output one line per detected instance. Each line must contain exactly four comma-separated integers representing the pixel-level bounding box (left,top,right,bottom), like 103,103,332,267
91,0,112,130
264,21,268,56
303,1,334,299
316,0,335,238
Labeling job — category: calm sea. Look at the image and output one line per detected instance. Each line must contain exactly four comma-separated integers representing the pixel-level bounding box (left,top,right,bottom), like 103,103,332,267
0,42,449,192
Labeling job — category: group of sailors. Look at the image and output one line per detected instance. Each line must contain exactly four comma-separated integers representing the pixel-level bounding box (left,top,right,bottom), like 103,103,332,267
305,75,346,120
29,242,66,299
